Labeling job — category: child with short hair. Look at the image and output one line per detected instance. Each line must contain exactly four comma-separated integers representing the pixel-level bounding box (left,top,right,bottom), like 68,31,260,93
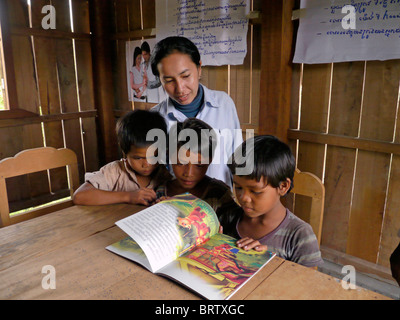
227,135,323,268
155,118,241,224
73,110,171,206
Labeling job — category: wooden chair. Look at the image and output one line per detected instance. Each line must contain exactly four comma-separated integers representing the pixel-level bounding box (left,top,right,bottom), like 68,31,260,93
291,168,325,245
0,147,80,227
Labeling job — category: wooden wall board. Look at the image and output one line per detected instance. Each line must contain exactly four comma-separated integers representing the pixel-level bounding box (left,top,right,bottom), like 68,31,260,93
258,0,294,142
71,0,91,34
294,63,330,240
296,63,329,177
300,64,331,133
321,61,364,253
347,151,390,263
113,0,131,112
10,34,39,113
80,117,99,173
291,56,400,267
230,30,251,124
250,24,261,128
359,61,400,142
1,0,98,214
5,0,50,204
379,91,400,266
328,62,364,136
345,60,400,263
378,155,400,267
30,0,64,159
74,39,98,173
322,146,356,252
127,0,141,31
89,0,119,164
204,66,229,94
141,0,156,29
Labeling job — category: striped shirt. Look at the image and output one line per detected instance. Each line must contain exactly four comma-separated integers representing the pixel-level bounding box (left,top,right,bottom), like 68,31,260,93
236,209,324,268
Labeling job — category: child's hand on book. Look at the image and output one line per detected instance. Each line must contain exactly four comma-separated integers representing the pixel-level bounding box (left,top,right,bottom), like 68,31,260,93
236,237,268,252
152,196,170,205
128,188,157,206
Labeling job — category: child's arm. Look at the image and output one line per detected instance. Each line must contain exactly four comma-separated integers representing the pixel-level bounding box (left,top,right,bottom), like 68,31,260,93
236,237,268,252
72,182,157,206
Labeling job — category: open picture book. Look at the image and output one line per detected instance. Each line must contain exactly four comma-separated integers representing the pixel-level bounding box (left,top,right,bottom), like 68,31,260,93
106,193,276,300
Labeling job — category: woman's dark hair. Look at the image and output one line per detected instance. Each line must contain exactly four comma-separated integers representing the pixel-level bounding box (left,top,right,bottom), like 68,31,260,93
150,36,201,77
229,135,295,193
141,41,150,53
132,46,142,67
116,110,167,155
169,118,217,164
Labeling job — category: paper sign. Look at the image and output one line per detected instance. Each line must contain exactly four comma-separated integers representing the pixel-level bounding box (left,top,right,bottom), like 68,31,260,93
156,0,250,66
294,0,400,64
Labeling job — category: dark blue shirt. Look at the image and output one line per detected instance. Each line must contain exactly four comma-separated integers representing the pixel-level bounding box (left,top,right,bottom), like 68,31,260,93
171,85,204,118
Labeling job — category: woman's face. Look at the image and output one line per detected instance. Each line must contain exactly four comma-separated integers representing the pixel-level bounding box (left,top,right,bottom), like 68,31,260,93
157,52,202,105
135,54,142,67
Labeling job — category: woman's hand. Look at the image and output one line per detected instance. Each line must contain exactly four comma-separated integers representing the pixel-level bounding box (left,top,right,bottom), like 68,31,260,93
236,237,268,252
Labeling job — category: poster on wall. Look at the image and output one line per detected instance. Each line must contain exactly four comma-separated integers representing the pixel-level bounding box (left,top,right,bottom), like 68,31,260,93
293,0,400,64
126,39,167,103
155,0,250,66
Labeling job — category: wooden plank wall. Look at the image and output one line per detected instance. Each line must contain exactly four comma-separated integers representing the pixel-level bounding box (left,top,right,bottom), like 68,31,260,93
0,0,98,212
111,0,261,138
3,0,395,273
289,59,400,268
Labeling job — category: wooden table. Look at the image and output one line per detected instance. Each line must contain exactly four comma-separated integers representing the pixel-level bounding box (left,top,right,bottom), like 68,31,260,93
0,204,391,300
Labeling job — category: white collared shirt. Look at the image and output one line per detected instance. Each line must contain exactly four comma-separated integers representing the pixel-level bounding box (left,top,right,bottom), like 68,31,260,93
151,84,243,188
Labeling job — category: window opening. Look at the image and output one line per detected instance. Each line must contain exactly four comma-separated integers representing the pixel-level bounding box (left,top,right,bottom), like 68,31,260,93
0,26,8,111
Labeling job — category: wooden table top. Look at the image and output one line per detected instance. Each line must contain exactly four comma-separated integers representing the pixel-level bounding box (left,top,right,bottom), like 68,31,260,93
0,204,391,300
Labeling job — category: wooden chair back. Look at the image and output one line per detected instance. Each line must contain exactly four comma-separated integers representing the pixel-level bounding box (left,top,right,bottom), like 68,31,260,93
0,147,80,227
291,168,325,245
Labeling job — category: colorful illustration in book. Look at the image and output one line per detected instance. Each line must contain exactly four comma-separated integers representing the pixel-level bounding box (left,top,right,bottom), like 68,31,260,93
176,234,268,297
160,193,218,255
115,236,144,256
177,207,211,246
107,194,276,300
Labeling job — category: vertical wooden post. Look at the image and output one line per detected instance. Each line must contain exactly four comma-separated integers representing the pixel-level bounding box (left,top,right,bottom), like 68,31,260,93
258,0,295,143
89,0,118,165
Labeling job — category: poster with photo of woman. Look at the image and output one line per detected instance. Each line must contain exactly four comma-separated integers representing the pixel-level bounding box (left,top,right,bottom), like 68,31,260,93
126,39,167,103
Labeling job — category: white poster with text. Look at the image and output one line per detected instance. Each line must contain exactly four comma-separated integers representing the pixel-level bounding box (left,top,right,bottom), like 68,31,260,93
294,0,400,64
156,0,250,66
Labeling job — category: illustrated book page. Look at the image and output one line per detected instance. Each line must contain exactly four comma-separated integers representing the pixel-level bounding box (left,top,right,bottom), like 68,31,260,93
106,193,276,299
